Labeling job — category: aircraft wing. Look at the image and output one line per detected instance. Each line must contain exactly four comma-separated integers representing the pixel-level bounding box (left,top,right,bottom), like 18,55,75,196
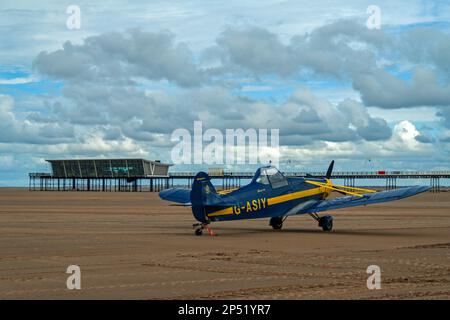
300,185,430,214
159,188,191,205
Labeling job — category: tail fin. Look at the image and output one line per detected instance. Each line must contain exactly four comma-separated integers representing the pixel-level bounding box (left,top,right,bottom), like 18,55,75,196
190,172,222,223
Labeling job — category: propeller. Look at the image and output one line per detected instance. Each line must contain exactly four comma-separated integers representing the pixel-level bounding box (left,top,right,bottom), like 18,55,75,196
305,160,334,179
325,160,334,180
305,160,376,197
324,160,353,195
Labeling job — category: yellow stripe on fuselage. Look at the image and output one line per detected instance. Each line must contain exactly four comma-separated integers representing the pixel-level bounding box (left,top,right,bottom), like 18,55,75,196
267,187,323,205
207,206,234,217
207,186,324,217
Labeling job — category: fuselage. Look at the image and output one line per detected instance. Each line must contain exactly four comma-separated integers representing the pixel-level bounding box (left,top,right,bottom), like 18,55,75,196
206,177,330,222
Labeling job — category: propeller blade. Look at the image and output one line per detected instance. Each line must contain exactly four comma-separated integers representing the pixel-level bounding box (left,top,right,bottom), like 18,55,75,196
326,160,334,179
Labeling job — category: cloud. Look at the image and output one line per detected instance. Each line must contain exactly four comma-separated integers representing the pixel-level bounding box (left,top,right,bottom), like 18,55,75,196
3,3,450,186
0,75,38,85
0,94,74,144
30,25,424,156
215,21,388,78
337,98,391,141
32,22,450,114
6,19,450,178
386,120,429,152
280,120,433,170
436,107,450,128
33,29,204,87
215,21,450,115
217,27,294,76
415,134,433,143
400,27,450,75
353,67,450,108
213,21,450,127
40,79,392,148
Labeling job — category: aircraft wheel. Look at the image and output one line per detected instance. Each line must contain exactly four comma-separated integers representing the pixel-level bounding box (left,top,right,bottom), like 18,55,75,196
321,220,332,231
195,228,203,236
319,215,333,232
270,217,283,230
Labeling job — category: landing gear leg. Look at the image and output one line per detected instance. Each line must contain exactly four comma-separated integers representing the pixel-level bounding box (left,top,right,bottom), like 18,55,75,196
193,223,216,236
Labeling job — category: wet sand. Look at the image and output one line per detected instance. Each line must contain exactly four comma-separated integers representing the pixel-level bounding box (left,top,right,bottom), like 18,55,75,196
0,188,449,299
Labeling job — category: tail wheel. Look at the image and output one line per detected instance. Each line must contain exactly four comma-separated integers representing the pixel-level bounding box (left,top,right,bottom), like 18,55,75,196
193,223,216,236
269,217,283,230
318,215,333,232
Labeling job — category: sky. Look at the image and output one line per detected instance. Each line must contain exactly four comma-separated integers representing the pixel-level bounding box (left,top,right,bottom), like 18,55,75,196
1,0,450,186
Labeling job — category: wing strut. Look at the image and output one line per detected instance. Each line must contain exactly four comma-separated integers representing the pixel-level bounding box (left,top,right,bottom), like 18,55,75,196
305,180,377,197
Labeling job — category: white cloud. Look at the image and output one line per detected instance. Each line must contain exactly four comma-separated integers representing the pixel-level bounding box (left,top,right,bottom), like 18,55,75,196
0,75,38,84
387,120,426,151
0,94,74,144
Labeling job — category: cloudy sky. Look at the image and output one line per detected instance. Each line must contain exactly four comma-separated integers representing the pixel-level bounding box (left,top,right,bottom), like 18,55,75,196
1,0,450,185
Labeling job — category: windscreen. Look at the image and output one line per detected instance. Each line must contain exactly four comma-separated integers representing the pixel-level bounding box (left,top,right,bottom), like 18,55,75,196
257,167,288,188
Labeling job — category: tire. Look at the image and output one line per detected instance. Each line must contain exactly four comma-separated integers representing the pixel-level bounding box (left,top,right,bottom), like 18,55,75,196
270,217,283,230
319,215,333,232
321,220,333,232
195,228,203,236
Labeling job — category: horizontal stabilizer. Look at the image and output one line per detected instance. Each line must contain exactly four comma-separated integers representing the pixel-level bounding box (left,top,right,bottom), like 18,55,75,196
159,187,240,207
159,188,191,205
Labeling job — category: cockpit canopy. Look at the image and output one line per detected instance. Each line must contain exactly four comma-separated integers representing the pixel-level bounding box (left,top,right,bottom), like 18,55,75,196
252,166,289,188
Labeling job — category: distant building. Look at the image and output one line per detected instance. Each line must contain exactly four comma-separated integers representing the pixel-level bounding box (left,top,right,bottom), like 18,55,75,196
208,167,224,176
46,158,171,178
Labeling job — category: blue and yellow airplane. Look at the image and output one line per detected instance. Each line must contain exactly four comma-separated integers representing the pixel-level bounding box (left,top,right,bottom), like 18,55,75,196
159,161,430,236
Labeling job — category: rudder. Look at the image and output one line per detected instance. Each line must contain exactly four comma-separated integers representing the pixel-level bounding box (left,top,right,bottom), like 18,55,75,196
190,172,221,223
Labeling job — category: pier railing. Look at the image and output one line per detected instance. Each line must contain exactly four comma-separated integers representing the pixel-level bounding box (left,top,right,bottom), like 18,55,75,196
28,170,450,192
169,170,450,178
